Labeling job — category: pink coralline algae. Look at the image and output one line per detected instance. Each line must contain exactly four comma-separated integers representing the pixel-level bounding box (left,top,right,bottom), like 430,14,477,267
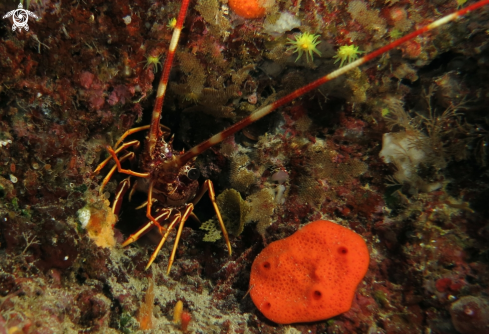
78,71,107,110
79,71,95,89
108,85,133,106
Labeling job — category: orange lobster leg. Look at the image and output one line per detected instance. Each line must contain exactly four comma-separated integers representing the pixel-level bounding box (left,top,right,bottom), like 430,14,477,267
107,146,151,178
113,125,150,149
128,179,138,202
94,125,172,176
143,204,194,272
113,124,171,149
99,151,135,194
112,177,131,215
93,140,140,175
135,198,157,210
144,213,180,271
121,209,173,247
192,179,232,256
166,204,194,273
145,180,162,227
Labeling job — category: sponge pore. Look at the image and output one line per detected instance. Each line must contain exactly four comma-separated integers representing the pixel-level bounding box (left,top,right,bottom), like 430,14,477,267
249,220,369,324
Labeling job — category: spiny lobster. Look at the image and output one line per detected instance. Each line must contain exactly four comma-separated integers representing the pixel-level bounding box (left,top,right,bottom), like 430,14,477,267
93,0,489,274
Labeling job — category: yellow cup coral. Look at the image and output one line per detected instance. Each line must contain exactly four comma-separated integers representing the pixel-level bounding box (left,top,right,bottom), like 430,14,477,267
333,45,363,67
143,54,162,73
287,32,322,62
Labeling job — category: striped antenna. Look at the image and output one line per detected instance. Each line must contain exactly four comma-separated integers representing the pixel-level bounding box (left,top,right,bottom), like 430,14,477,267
176,0,489,166
148,0,191,157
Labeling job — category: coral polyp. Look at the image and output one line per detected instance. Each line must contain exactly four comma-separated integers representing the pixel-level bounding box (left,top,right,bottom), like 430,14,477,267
167,17,177,29
287,32,322,62
333,44,363,67
143,54,162,73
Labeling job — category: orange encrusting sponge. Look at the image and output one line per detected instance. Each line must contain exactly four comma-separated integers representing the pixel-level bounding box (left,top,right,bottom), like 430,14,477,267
249,220,370,324
228,0,266,19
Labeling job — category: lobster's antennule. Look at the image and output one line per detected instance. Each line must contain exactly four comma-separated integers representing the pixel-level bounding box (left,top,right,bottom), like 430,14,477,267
176,0,489,167
148,0,191,158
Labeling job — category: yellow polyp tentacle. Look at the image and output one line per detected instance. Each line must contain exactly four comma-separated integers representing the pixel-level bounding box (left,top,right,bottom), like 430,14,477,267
287,32,322,62
143,54,162,73
333,45,363,68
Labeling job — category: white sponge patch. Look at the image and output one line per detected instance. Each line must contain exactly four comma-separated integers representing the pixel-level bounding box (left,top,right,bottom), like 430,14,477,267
264,12,301,36
77,207,91,229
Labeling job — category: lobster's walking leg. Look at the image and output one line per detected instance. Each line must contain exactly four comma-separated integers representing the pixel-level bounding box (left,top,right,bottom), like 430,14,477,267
93,140,141,175
146,180,161,226
166,204,194,273
144,213,183,270
99,152,135,194
112,177,131,215
113,124,171,149
107,146,151,178
121,209,173,247
135,198,157,210
113,125,150,149
128,180,139,202
94,125,172,176
192,180,232,256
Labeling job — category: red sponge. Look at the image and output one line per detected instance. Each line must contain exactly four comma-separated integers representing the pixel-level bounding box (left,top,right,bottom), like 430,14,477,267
249,220,369,324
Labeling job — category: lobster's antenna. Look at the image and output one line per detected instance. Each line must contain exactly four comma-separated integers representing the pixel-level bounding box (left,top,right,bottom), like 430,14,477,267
148,0,191,158
176,0,489,167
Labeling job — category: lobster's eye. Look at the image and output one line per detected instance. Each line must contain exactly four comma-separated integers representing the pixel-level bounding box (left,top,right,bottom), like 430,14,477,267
187,168,200,180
